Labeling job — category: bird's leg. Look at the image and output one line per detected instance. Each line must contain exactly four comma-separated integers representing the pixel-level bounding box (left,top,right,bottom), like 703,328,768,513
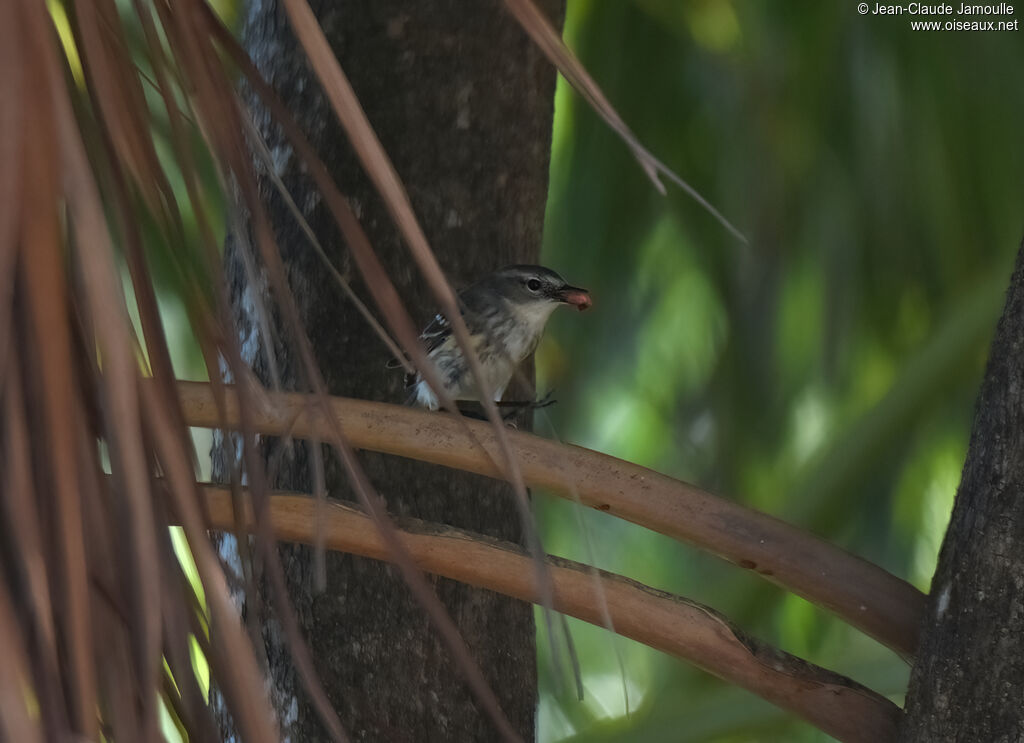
532,388,557,409
497,390,557,420
452,392,557,423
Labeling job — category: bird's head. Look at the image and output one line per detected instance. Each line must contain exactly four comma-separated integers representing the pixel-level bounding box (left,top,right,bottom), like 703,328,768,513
487,265,592,312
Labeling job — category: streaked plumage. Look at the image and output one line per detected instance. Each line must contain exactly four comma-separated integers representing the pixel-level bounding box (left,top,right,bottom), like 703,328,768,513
394,265,591,410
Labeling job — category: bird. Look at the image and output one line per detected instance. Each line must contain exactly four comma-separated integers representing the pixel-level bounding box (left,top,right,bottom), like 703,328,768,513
392,265,591,411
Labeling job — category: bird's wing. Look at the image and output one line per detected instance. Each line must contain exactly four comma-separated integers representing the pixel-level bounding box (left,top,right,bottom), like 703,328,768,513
419,312,454,354
384,312,453,371
386,284,493,370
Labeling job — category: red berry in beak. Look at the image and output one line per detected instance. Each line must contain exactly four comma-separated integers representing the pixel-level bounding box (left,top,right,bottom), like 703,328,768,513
559,286,592,311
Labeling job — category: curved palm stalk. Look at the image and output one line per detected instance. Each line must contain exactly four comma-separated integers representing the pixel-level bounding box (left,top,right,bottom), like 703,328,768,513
201,486,901,743
178,381,925,658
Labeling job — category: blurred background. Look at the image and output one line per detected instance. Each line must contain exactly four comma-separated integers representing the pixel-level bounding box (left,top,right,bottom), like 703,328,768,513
533,2,1024,741
140,0,1024,740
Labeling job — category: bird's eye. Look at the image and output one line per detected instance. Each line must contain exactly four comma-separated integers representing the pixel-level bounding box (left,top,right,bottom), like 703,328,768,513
526,278,542,292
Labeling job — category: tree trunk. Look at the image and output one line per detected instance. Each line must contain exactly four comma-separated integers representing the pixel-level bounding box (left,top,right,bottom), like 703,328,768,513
902,240,1024,741
212,1,563,740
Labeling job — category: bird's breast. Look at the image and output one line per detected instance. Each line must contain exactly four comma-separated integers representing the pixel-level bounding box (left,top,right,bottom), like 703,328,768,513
501,302,557,362
499,324,542,365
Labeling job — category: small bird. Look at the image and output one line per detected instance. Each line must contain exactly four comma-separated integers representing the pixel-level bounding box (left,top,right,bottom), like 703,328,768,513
394,265,591,410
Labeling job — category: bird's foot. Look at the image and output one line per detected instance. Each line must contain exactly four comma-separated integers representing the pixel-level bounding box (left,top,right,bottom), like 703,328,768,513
453,392,557,425
498,390,557,421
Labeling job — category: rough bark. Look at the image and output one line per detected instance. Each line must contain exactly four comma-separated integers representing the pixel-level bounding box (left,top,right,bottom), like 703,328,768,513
211,1,563,740
901,240,1024,742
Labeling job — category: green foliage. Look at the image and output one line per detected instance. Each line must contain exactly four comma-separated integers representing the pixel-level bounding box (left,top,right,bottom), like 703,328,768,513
537,1,1024,740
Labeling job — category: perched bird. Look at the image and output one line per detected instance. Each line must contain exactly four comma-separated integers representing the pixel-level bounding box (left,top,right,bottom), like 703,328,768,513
394,265,591,410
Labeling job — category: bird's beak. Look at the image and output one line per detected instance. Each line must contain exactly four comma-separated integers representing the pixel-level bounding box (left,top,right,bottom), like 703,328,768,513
557,285,592,311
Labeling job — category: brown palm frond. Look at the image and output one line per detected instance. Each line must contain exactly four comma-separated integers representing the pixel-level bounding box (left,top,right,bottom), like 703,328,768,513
177,380,925,659
201,486,901,743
